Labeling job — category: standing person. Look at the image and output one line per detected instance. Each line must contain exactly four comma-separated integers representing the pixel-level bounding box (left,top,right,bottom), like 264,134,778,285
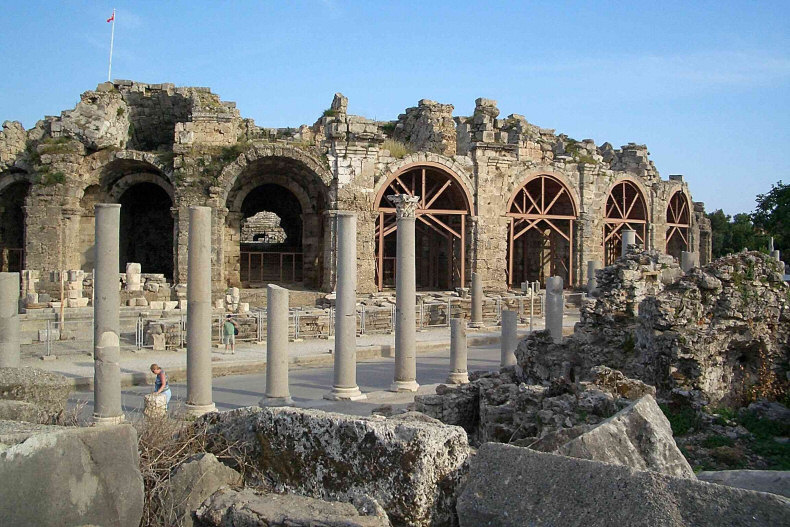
150,363,171,409
223,314,238,354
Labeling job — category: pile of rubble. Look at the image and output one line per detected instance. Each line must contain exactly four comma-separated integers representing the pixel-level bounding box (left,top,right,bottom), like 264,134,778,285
517,250,789,406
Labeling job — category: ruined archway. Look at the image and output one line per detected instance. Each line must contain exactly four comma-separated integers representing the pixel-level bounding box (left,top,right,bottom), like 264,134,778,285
604,179,648,265
666,190,690,260
224,156,327,288
118,183,174,278
506,174,578,288
375,163,472,291
0,175,31,272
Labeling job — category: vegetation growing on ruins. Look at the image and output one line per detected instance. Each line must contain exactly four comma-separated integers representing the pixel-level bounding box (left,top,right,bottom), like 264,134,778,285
382,138,413,159
322,108,338,118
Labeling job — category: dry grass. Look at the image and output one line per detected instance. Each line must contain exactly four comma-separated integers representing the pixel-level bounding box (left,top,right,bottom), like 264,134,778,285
382,138,413,159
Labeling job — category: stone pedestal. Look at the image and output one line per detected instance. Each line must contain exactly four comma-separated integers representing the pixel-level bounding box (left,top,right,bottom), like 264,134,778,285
770,250,781,262
469,272,483,328
545,276,564,344
93,204,124,425
500,310,518,368
621,229,637,256
325,212,365,401
389,194,420,393
587,260,602,296
447,317,469,384
0,273,20,368
261,284,293,406
185,207,216,417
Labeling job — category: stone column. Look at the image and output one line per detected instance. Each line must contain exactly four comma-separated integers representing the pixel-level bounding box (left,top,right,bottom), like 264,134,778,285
261,284,293,405
325,212,365,401
680,251,698,273
621,229,636,257
469,271,483,328
447,317,469,384
587,260,602,296
388,194,420,392
500,309,518,368
545,276,564,344
185,206,216,417
93,204,124,425
0,273,20,368
770,250,781,262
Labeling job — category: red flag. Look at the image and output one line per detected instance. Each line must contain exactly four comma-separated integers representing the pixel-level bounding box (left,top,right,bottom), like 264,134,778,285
107,12,115,23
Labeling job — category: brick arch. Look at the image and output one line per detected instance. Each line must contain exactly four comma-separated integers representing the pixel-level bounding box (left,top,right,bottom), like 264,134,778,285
376,154,475,212
0,170,34,194
218,143,332,207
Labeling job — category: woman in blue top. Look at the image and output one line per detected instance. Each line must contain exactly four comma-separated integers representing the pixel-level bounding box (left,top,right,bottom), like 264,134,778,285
150,363,171,409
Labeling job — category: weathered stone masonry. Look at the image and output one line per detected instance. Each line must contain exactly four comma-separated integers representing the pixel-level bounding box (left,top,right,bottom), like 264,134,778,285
0,81,711,298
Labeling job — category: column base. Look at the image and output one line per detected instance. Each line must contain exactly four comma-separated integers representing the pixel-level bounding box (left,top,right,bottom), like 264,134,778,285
184,403,217,417
468,321,484,329
323,386,367,401
259,396,294,407
92,414,125,426
390,380,420,393
446,372,469,384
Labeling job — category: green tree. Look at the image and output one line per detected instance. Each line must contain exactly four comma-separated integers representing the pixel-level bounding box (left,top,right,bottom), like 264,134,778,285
707,209,769,258
752,180,789,251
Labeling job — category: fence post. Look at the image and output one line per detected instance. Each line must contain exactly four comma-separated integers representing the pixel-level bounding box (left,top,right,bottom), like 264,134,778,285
46,320,51,357
529,291,534,332
447,299,452,327
360,305,366,335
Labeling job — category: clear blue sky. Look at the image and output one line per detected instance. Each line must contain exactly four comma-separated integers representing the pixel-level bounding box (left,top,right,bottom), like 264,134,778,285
1,1,788,215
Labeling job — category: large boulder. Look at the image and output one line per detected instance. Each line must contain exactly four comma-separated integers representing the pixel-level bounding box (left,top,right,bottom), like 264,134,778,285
0,420,143,527
697,470,790,498
0,367,72,421
555,395,695,478
161,452,242,527
457,442,790,527
195,488,391,527
199,406,470,527
0,399,49,423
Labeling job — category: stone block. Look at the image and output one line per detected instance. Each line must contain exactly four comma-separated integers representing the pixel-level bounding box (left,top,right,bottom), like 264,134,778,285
149,301,165,310
199,406,470,527
125,263,141,275
143,392,167,419
164,301,179,310
152,333,166,351
126,283,142,292
66,289,80,299
135,297,148,307
178,299,188,309
457,443,790,527
38,328,60,341
162,453,242,527
0,368,71,417
196,488,390,527
697,470,790,498
0,421,143,527
0,400,49,423
25,293,38,305
238,302,249,313
554,395,695,478
145,282,160,293
67,297,89,308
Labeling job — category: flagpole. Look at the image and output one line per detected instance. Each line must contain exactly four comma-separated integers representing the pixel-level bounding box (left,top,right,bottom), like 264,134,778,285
107,9,115,82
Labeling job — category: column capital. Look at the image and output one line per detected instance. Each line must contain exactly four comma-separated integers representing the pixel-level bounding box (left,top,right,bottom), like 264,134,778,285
387,194,420,219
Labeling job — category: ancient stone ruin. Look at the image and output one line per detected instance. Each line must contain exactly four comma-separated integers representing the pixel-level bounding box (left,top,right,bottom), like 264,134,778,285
1,81,711,302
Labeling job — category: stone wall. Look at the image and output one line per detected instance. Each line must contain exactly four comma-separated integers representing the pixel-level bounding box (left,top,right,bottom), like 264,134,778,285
0,80,712,300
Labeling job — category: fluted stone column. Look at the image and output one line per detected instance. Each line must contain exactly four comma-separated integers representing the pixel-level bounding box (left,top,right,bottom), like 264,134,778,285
93,204,124,425
500,310,518,368
621,229,637,256
447,317,469,384
261,284,293,406
545,276,564,344
325,212,365,401
185,206,216,417
389,194,420,392
469,271,483,328
0,273,20,368
587,260,602,296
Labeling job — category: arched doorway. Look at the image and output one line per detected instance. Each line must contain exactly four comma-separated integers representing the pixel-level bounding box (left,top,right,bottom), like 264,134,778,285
224,156,327,288
118,182,174,278
506,174,577,288
0,178,30,272
604,180,648,264
665,190,690,260
375,164,472,291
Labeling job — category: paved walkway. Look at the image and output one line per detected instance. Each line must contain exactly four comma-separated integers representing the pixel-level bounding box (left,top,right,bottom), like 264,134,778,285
33,313,579,391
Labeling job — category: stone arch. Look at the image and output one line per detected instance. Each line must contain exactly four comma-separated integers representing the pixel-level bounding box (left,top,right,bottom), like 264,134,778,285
221,147,331,289
0,170,32,272
376,155,475,212
603,176,650,265
665,188,691,260
505,173,579,287
374,161,473,290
